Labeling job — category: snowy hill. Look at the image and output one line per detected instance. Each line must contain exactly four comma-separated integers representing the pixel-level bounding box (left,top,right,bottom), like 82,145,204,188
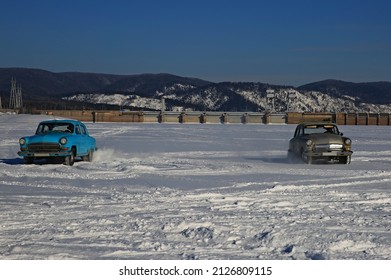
1,68,391,112
298,79,391,104
64,84,391,113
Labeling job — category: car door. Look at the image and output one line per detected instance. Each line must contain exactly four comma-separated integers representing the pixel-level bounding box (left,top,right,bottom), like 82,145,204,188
289,126,299,154
291,126,304,154
80,124,94,153
75,124,88,155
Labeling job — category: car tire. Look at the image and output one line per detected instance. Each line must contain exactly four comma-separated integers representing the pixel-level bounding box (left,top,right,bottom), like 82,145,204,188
287,150,297,163
82,150,94,162
340,156,351,164
301,150,312,164
64,148,75,166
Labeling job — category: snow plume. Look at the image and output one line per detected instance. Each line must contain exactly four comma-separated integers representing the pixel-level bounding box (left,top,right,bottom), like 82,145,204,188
92,148,121,163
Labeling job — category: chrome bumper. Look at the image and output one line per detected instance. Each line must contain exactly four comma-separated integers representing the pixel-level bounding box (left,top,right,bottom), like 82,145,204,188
18,150,72,157
305,150,353,157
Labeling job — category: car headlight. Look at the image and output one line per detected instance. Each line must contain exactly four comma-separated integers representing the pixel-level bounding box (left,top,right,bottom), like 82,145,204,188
19,138,26,145
345,138,351,145
60,137,67,145
306,139,313,146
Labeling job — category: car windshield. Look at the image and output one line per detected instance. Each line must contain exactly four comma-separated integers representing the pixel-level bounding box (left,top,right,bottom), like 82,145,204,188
36,122,74,134
304,125,338,135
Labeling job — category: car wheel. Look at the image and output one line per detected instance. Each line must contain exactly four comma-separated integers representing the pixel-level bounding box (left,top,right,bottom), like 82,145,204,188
287,150,298,163
64,148,75,166
340,156,351,164
301,150,312,164
82,150,94,162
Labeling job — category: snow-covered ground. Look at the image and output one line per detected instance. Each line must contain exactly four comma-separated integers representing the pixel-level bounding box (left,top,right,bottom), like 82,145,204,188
0,114,390,260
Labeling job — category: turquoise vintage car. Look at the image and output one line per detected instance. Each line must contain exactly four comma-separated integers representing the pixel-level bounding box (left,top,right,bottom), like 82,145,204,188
18,119,97,166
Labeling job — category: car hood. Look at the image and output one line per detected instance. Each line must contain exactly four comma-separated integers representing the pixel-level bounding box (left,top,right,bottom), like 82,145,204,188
25,133,65,144
306,133,344,145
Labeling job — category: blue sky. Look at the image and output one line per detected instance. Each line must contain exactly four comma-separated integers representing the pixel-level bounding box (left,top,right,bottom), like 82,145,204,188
1,0,390,86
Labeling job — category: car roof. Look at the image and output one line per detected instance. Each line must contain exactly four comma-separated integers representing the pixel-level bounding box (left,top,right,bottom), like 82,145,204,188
39,119,82,125
299,122,337,126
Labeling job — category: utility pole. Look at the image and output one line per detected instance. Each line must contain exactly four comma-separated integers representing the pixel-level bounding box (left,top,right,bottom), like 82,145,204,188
159,96,166,123
161,96,166,113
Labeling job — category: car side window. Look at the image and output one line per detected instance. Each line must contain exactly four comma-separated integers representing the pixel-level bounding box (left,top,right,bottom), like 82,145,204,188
80,125,87,135
41,125,50,133
75,125,81,135
294,126,301,137
296,126,304,137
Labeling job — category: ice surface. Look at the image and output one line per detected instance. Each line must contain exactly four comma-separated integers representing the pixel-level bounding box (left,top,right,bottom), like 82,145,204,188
0,114,390,259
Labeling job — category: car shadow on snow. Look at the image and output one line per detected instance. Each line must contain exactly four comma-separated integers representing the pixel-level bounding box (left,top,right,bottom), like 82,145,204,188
245,156,342,165
0,158,82,165
244,156,295,164
0,158,25,165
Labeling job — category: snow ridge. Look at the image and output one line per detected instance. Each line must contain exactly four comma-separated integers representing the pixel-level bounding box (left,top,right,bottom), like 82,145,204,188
63,83,391,112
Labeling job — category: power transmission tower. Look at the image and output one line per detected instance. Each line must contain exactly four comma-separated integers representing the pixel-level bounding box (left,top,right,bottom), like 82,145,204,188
9,78,17,109
9,78,23,109
17,84,23,108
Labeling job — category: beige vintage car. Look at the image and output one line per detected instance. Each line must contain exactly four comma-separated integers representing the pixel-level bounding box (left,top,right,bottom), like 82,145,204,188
288,123,353,164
